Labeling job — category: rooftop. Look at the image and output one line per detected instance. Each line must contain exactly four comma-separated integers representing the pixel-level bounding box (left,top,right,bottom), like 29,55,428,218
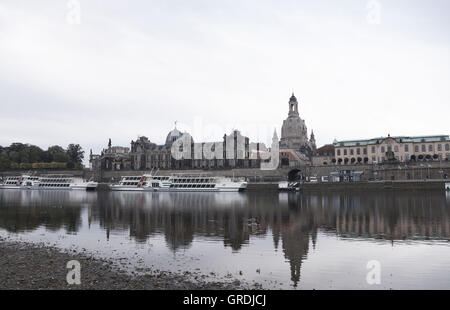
334,135,450,147
313,144,335,156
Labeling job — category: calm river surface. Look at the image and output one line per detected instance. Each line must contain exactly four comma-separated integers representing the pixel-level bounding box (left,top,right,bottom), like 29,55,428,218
0,189,449,289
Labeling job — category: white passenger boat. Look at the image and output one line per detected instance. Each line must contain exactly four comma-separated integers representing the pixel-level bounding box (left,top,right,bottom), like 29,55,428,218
0,175,40,189
278,181,300,191
110,174,247,192
0,174,97,191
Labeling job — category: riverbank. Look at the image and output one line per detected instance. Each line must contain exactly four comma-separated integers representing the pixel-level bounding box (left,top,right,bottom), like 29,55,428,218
300,180,448,192
0,237,252,290
94,180,449,192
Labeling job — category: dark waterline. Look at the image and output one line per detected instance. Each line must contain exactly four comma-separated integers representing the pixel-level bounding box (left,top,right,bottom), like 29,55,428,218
0,190,449,289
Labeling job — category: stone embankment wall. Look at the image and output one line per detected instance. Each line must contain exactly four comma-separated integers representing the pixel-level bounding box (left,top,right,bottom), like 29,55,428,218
88,163,450,182
2,162,449,183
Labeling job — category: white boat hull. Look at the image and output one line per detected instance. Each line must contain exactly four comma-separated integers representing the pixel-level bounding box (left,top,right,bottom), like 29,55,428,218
0,183,98,191
109,182,247,192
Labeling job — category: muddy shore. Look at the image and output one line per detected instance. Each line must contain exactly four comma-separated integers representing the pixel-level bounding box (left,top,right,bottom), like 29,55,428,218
0,238,252,290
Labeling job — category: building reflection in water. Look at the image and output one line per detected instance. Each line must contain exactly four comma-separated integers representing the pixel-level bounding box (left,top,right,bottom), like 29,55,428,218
0,190,449,287
0,190,95,234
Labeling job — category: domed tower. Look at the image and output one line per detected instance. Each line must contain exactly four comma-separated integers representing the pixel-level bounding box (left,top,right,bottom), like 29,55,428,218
288,93,299,117
280,93,311,155
165,123,182,147
165,128,182,147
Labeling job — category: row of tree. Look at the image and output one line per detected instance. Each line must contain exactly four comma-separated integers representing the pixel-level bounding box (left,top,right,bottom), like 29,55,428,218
0,143,84,171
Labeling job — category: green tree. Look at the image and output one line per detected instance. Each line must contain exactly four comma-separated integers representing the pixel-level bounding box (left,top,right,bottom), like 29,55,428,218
40,150,52,163
48,145,69,162
19,163,32,170
0,153,10,171
8,143,26,153
10,162,19,170
9,151,20,163
66,144,84,164
19,150,30,163
28,145,44,163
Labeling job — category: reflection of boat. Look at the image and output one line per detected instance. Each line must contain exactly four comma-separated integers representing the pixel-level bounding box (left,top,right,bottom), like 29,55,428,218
0,188,97,206
110,174,247,192
278,181,300,191
0,174,97,191
109,191,249,208
445,183,450,192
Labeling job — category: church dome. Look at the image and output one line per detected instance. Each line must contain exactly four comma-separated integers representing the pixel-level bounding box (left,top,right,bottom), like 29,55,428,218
290,93,297,102
165,128,182,146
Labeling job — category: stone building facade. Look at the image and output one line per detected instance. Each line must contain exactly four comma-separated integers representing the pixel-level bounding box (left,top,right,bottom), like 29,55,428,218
312,144,335,166
91,127,267,171
89,143,131,171
334,135,450,165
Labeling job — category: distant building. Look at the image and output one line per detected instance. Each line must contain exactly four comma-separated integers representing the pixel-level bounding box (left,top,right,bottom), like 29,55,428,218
91,126,267,171
333,135,450,165
312,144,335,166
279,149,310,168
280,93,316,166
90,143,131,171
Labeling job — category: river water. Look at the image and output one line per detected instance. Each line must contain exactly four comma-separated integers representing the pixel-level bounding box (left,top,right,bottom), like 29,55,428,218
0,189,449,289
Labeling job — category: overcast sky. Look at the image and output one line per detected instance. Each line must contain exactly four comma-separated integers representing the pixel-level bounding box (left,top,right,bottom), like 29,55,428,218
0,0,449,163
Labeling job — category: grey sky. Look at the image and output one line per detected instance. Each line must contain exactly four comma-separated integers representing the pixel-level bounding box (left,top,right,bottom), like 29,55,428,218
0,0,449,163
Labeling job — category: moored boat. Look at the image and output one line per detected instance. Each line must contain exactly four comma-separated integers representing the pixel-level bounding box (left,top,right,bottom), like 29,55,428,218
0,174,97,191
278,181,300,191
109,174,247,192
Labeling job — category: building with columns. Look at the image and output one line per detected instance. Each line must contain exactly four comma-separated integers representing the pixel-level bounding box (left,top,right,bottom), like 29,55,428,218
91,126,267,171
333,135,450,165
